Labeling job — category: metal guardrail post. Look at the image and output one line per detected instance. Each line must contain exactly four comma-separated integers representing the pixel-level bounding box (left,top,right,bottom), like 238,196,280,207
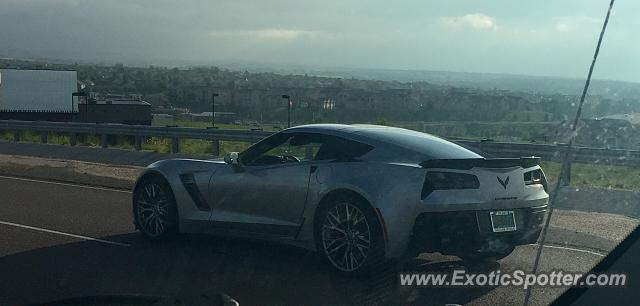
13,130,20,142
134,136,142,151
211,139,220,156
100,134,108,148
171,137,180,153
40,132,48,144
69,133,77,146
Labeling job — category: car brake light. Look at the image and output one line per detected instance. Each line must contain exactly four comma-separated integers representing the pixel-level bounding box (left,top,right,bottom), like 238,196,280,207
524,169,548,192
422,171,480,198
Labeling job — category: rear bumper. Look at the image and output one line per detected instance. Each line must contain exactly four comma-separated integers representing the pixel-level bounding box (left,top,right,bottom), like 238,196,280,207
407,205,547,257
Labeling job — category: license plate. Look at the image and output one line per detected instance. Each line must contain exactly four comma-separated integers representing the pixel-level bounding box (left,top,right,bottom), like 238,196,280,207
490,211,517,232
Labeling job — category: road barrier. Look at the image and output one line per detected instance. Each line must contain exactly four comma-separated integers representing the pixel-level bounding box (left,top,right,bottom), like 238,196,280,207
1,120,639,170
456,140,640,167
0,120,272,155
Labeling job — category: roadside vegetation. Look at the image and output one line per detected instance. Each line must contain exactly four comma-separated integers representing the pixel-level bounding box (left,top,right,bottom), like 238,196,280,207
0,119,549,155
1,119,638,190
541,161,640,191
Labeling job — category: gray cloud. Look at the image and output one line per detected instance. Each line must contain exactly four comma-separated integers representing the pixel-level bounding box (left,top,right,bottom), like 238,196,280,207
0,0,638,82
440,14,498,30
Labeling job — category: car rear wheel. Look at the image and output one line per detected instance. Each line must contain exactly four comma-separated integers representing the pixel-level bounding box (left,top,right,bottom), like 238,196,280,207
315,193,385,275
133,176,178,240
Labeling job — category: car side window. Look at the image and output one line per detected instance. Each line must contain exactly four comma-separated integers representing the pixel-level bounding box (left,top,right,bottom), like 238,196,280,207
262,134,322,162
312,135,373,161
239,133,288,166
240,132,323,166
239,132,373,166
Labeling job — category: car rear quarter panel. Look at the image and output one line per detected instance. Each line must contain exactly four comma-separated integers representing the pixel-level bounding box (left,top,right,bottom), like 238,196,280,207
298,163,549,258
298,161,426,257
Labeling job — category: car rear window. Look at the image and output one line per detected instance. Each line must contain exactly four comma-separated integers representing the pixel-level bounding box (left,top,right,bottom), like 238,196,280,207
313,136,374,161
353,127,482,160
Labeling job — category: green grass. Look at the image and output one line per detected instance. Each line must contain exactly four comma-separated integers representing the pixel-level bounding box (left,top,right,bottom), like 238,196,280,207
135,136,250,155
0,120,257,155
541,161,640,190
152,118,282,131
392,121,557,143
155,119,556,143
0,130,72,145
147,119,275,154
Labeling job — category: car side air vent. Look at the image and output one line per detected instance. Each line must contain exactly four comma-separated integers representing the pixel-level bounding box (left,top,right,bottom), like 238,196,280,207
179,173,211,211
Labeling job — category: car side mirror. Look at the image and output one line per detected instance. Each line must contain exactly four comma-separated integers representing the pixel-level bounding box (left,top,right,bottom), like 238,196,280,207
224,152,240,165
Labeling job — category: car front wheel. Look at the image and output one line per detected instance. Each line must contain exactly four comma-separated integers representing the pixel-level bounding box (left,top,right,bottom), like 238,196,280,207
133,176,178,240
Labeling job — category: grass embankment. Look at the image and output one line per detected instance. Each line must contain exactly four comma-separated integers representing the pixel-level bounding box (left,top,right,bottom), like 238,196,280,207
0,130,252,156
540,161,640,191
398,121,558,143
0,120,258,155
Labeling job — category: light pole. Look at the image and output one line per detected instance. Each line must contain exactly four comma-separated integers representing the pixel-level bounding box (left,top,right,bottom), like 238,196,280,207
211,93,219,128
282,94,291,128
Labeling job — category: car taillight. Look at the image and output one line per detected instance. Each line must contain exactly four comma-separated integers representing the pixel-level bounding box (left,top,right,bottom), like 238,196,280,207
422,171,480,198
524,169,548,192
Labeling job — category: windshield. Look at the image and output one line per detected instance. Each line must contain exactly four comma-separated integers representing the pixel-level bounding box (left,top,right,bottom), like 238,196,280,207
0,1,638,306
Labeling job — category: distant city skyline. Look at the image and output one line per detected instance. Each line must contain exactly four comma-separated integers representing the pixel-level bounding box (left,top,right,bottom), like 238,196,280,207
1,0,638,83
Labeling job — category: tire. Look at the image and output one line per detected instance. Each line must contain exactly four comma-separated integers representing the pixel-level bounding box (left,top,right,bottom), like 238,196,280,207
314,193,386,276
133,176,179,240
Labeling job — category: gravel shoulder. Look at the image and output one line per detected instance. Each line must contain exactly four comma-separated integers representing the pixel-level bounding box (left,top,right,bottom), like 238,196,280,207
551,209,638,242
0,154,141,189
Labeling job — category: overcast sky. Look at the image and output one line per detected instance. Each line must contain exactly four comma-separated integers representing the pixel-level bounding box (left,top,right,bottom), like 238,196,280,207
1,0,638,82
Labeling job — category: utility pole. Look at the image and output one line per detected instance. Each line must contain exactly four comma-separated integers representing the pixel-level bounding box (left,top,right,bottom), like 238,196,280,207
282,94,291,128
211,93,219,128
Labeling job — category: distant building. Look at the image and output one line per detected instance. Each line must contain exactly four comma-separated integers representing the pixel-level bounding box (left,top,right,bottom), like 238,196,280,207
78,93,152,125
0,69,78,121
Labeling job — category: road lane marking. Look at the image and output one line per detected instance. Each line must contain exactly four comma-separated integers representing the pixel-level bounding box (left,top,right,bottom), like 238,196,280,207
0,221,131,247
0,175,132,194
0,174,611,257
527,244,605,257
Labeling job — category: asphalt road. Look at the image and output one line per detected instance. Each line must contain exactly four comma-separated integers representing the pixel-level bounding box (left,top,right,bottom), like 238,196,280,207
0,175,610,306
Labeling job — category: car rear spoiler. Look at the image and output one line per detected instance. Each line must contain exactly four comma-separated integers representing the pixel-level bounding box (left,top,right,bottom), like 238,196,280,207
420,157,541,170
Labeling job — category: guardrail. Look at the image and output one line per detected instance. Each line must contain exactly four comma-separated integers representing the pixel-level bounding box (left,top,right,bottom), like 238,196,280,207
457,140,640,167
1,120,639,169
0,120,272,155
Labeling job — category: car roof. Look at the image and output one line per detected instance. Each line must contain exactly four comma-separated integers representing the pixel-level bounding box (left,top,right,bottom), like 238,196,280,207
287,124,481,160
289,123,412,134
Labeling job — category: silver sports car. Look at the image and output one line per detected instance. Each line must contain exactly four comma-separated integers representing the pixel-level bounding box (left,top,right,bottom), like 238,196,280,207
132,124,549,274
